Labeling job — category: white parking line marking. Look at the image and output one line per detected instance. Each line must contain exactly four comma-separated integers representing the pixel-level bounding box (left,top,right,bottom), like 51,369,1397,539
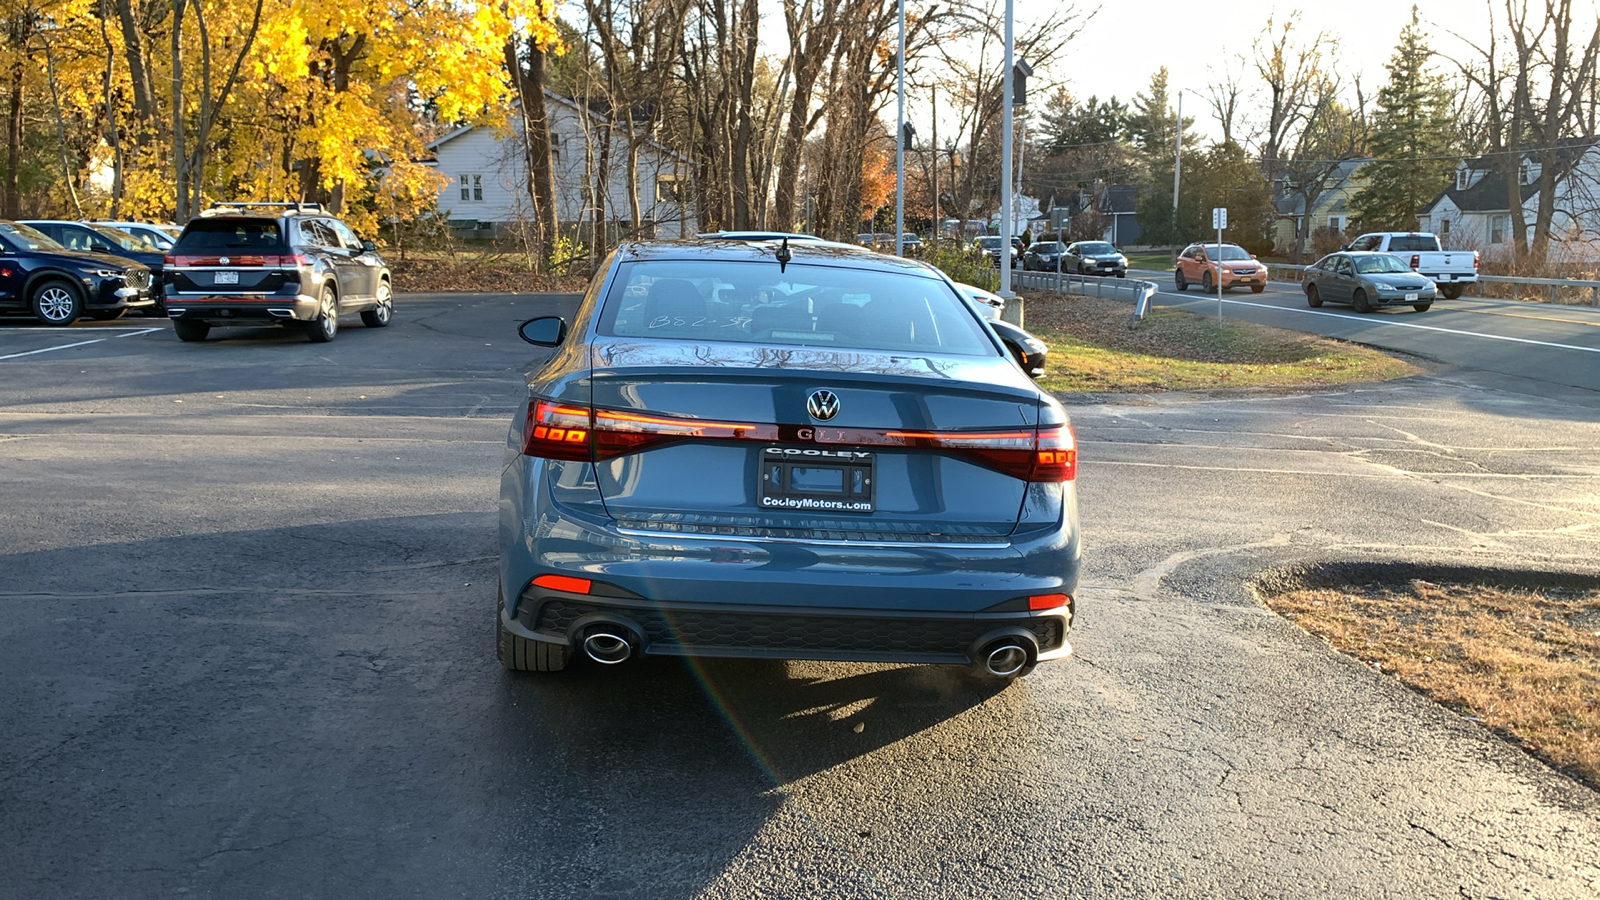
1162,292,1600,354
0,338,106,360
115,328,161,338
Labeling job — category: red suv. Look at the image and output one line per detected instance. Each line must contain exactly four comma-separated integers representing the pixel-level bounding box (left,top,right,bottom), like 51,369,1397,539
162,202,392,343
1174,242,1265,294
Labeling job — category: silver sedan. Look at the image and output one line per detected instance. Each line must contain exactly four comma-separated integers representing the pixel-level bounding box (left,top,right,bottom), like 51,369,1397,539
1304,252,1438,312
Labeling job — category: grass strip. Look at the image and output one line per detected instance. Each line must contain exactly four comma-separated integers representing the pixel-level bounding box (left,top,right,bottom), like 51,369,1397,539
1022,294,1420,393
1265,581,1600,789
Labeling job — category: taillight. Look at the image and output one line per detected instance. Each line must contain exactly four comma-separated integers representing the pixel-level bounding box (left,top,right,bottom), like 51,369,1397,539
162,253,176,267
521,400,591,460
590,408,777,459
1410,254,1420,270
531,573,591,594
884,423,1076,482
520,399,1077,482
1028,593,1069,610
1473,251,1480,270
264,253,311,267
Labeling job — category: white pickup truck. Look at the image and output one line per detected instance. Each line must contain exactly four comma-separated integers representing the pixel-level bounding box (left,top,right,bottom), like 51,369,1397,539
1343,232,1478,299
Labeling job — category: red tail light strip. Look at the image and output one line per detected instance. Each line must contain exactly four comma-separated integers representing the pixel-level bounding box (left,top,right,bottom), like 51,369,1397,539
168,254,309,267
521,401,1077,482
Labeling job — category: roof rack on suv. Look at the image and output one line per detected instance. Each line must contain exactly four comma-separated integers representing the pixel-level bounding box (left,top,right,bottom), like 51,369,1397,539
202,201,325,216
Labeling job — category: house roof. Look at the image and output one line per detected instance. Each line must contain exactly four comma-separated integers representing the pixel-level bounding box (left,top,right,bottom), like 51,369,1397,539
1273,158,1370,217
424,90,689,164
1098,184,1137,215
1420,137,1599,216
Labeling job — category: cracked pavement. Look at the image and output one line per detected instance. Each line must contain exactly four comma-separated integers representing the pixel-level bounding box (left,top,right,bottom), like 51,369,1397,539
0,295,1597,898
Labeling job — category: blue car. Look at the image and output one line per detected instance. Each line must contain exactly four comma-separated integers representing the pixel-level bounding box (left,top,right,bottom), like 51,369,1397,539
497,241,1081,679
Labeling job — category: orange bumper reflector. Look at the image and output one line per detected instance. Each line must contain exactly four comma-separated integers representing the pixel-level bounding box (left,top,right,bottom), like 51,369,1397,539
1028,593,1069,611
531,574,592,594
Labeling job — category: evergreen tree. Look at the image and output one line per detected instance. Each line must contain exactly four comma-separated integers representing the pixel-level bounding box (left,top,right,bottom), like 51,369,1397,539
1129,68,1198,245
1350,7,1457,232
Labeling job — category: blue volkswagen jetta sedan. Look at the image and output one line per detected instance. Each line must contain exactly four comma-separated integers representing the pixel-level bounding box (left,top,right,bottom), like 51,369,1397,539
497,240,1081,679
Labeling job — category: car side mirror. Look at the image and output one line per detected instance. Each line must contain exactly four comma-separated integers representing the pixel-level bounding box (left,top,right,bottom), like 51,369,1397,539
518,316,568,346
360,240,377,252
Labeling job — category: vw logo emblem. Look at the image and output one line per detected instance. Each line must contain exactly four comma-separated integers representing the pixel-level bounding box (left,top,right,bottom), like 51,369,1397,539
219,256,230,264
806,389,840,421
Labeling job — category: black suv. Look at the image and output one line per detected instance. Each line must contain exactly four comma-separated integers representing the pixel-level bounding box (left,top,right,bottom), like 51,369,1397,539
162,203,392,343
0,220,154,325
22,219,169,315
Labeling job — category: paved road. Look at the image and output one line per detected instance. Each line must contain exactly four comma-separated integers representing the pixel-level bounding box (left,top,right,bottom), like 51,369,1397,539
1119,267,1600,391
2,294,1598,898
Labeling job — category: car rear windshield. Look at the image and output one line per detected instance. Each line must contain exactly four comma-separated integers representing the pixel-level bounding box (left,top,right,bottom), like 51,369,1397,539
175,218,286,251
1385,235,1441,252
598,260,995,356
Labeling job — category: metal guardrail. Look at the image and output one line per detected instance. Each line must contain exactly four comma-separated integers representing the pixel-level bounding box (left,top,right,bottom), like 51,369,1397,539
1012,270,1161,327
1264,263,1600,307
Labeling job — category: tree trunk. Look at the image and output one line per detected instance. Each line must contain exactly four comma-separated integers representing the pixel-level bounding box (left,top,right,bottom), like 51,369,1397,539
113,0,157,141
4,69,21,218
505,36,559,260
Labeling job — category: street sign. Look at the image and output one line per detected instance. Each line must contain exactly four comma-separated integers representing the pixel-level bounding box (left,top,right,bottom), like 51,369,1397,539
1212,207,1227,229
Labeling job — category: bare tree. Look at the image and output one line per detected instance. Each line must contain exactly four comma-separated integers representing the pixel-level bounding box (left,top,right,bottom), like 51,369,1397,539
1251,12,1337,171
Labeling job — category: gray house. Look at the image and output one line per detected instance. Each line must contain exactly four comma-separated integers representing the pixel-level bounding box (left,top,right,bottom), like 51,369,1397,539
425,91,697,238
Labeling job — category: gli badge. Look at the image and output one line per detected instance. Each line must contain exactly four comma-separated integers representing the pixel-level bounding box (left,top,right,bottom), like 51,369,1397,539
806,389,840,421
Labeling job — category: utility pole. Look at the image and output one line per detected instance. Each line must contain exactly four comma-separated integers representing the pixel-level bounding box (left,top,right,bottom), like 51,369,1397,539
894,0,906,256
932,86,939,248
1171,89,1183,251
999,0,1014,304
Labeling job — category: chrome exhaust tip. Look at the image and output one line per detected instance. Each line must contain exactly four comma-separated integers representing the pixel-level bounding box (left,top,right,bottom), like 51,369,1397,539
581,627,636,665
982,640,1032,678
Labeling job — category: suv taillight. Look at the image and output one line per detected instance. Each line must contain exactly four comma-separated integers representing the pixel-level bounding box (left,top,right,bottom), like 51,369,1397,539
521,401,1077,483
264,253,311,267
163,253,176,267
1409,254,1420,270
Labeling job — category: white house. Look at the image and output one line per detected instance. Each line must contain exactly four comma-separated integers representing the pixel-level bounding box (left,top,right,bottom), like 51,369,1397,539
426,91,697,238
1419,139,1600,263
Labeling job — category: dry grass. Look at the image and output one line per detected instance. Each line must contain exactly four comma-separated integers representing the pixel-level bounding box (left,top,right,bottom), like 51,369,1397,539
1022,293,1422,393
1266,580,1600,788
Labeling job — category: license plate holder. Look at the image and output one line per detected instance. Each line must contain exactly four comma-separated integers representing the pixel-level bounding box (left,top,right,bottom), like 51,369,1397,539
1405,293,1418,302
214,271,239,285
759,447,875,514
1437,274,1452,282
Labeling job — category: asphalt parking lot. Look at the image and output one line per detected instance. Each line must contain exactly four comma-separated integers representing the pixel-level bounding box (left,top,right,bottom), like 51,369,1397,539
3,294,1598,898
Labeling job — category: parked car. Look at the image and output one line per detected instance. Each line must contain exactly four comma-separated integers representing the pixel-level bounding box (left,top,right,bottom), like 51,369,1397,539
973,235,1019,268
1342,232,1477,299
1063,241,1128,277
0,220,154,325
498,241,1080,680
951,282,1049,376
1303,251,1437,312
1174,242,1266,293
162,202,392,343
22,219,168,314
899,233,923,255
93,220,184,251
1022,241,1065,271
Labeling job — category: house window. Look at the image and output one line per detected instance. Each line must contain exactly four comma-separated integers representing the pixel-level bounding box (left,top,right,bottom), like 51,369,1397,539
1519,162,1530,184
459,174,483,202
1327,216,1344,232
655,174,685,204
550,133,562,167
1457,169,1469,191
1490,216,1506,244
1440,218,1450,239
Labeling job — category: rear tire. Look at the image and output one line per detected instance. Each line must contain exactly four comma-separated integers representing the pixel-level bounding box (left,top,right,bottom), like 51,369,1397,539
172,319,210,342
1440,284,1463,300
1202,271,1214,292
1413,302,1432,312
360,281,393,328
306,285,338,343
1306,285,1323,308
29,279,83,326
1174,270,1188,291
1352,288,1372,313
497,585,567,672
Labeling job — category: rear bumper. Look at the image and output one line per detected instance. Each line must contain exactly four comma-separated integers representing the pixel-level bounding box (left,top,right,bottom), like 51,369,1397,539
502,587,1074,666
164,291,319,323
499,456,1082,666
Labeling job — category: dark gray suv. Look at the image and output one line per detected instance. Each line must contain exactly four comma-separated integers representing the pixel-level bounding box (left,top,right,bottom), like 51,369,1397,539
162,202,392,343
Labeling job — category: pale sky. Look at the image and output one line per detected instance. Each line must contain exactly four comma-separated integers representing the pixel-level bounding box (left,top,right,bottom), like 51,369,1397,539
1024,0,1593,142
